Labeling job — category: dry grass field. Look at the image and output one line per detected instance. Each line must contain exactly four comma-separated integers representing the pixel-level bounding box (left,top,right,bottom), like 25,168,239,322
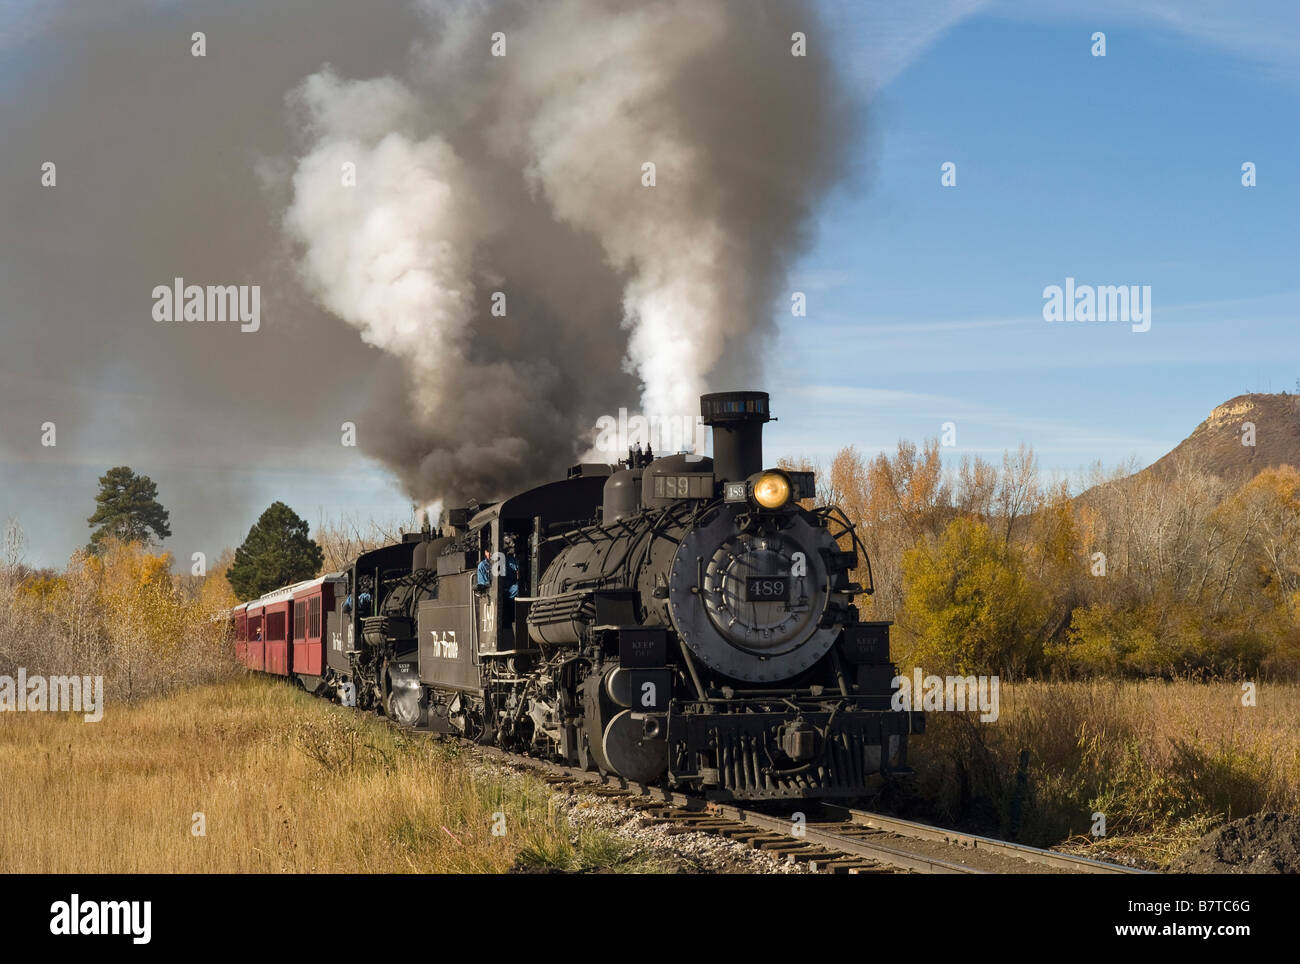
0,676,647,873
908,679,1300,867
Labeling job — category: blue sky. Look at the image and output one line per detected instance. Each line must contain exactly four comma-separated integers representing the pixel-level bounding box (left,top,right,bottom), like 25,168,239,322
2,0,1297,568
769,1,1299,474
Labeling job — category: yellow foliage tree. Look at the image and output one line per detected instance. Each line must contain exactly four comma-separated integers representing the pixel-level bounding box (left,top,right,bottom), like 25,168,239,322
900,517,1049,677
1238,466,1300,611
83,539,184,696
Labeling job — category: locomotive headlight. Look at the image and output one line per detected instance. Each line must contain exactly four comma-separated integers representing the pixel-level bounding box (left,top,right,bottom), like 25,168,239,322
752,470,792,509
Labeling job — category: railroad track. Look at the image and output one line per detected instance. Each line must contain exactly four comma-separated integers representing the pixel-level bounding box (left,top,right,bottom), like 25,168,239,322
470,742,1152,875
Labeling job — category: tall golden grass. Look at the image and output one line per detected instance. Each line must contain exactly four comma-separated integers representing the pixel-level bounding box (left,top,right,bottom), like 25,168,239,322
0,677,640,873
908,679,1300,867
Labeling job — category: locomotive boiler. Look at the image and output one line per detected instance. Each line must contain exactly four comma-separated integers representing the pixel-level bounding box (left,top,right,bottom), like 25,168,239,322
234,390,923,801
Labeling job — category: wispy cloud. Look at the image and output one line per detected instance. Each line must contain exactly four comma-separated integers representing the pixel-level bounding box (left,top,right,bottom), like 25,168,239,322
823,0,993,92
995,0,1300,87
823,0,1300,94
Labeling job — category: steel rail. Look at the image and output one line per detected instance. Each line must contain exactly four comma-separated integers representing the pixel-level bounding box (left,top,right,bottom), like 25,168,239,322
820,803,1150,874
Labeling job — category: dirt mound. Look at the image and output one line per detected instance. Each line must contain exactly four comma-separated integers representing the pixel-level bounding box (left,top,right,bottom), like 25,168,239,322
1170,812,1300,874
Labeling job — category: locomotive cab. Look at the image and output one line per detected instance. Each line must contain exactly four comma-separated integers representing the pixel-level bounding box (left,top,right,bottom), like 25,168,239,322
410,474,609,739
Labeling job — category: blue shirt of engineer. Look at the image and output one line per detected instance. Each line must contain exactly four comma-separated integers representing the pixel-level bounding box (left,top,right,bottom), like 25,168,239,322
476,551,519,599
343,591,372,618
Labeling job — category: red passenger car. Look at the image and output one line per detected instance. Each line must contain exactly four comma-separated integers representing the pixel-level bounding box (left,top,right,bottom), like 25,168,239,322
231,575,343,682
291,576,338,679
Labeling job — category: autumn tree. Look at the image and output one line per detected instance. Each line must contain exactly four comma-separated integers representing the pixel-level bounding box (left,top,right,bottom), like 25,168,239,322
87,467,171,553
995,444,1041,544
866,439,950,542
88,539,184,698
1051,457,1293,678
853,440,950,618
179,547,240,615
825,446,869,526
1237,466,1300,613
954,454,998,522
227,502,324,601
899,517,1049,677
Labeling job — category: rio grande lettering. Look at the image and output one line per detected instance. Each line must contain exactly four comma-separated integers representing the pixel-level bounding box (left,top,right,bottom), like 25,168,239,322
429,630,458,659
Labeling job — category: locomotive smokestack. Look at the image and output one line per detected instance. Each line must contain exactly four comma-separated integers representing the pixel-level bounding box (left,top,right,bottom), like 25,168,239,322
701,391,771,483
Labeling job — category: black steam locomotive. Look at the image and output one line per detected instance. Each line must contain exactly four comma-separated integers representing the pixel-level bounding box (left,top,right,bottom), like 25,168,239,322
291,391,922,800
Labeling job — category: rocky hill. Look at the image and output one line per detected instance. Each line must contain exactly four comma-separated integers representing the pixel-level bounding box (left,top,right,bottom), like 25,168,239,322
1073,392,1300,509
1142,393,1300,484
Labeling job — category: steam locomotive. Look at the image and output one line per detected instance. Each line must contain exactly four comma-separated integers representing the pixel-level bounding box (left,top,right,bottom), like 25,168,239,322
231,391,922,800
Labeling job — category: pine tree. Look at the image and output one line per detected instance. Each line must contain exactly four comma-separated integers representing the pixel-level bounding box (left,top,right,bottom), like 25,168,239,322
227,502,324,600
87,466,172,553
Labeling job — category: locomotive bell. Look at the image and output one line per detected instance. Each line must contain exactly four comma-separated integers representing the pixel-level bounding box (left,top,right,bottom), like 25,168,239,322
701,391,770,483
